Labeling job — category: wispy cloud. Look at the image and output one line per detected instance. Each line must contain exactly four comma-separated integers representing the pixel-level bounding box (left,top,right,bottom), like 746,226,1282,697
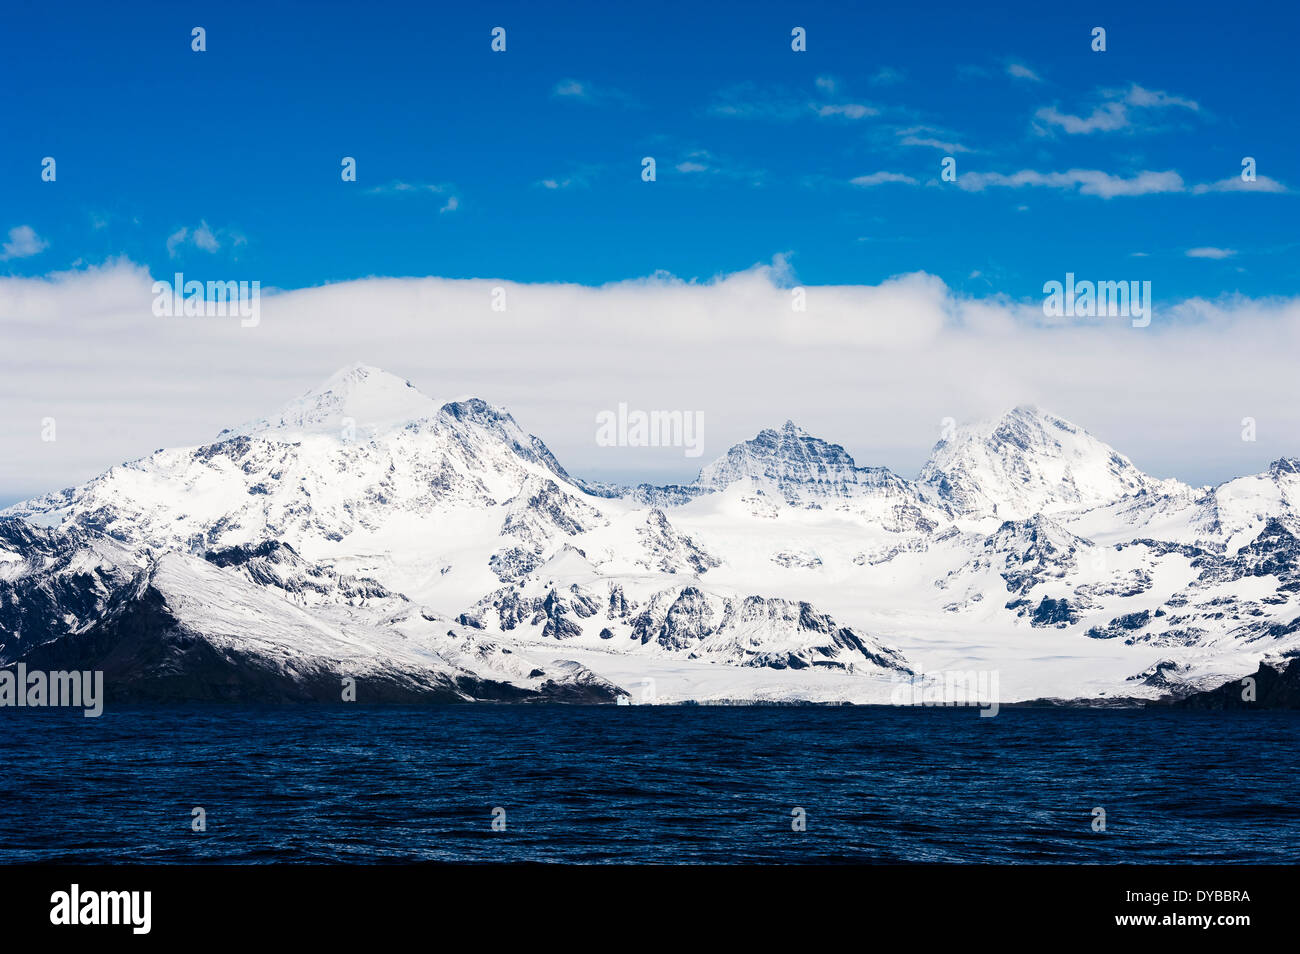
534,162,604,191
666,149,765,186
850,171,919,187
191,223,220,252
1035,102,1129,134
708,80,878,122
823,68,903,90
551,78,633,106
673,151,714,174
1186,247,1237,259
552,78,589,99
0,225,49,261
814,102,877,119
707,82,808,121
366,181,461,213
1006,62,1042,82
1192,175,1290,194
366,181,448,196
1034,83,1200,136
1124,85,1199,110
958,169,1186,198
896,126,973,153
957,166,1289,200
165,220,242,259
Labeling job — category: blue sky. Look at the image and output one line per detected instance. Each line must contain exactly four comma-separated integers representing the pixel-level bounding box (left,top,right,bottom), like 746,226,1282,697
1,0,1295,297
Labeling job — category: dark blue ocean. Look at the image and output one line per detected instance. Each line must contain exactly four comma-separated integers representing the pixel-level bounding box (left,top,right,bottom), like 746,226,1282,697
0,706,1296,863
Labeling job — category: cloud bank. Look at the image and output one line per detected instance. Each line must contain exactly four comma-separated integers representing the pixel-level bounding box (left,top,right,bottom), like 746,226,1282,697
1,259,1298,498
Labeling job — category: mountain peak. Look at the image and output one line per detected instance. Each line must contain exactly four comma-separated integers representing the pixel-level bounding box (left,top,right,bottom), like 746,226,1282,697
1268,458,1300,479
753,420,810,441
1008,403,1045,416
322,362,398,387
695,420,907,504
921,406,1154,518
220,364,442,440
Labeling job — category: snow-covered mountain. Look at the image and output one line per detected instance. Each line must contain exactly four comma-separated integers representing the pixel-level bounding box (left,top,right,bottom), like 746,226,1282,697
919,405,1184,519
698,420,913,503
4,365,1297,705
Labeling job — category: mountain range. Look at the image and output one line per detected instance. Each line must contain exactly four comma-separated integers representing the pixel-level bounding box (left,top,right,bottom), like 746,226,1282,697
3,363,1297,705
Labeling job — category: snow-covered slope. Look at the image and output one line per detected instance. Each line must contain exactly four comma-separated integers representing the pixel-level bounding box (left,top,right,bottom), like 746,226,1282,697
4,367,1297,705
4,531,622,703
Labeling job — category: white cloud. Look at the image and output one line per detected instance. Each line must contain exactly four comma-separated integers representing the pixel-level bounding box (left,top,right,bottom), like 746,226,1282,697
892,125,973,154
958,167,1289,199
1006,62,1042,82
959,168,1186,198
1186,247,1237,259
899,134,971,153
191,222,220,252
0,225,48,260
673,149,715,174
366,181,450,196
707,84,808,121
3,259,1297,494
1192,175,1289,194
1034,83,1200,135
661,149,764,185
1035,102,1128,134
366,181,462,211
850,171,919,187
165,220,241,259
551,79,632,106
552,79,589,99
813,102,877,119
536,170,593,190
164,228,188,258
1123,84,1199,111
709,80,878,122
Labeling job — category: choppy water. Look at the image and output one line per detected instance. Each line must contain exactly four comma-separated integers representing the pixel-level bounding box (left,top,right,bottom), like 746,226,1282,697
1,706,1295,863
